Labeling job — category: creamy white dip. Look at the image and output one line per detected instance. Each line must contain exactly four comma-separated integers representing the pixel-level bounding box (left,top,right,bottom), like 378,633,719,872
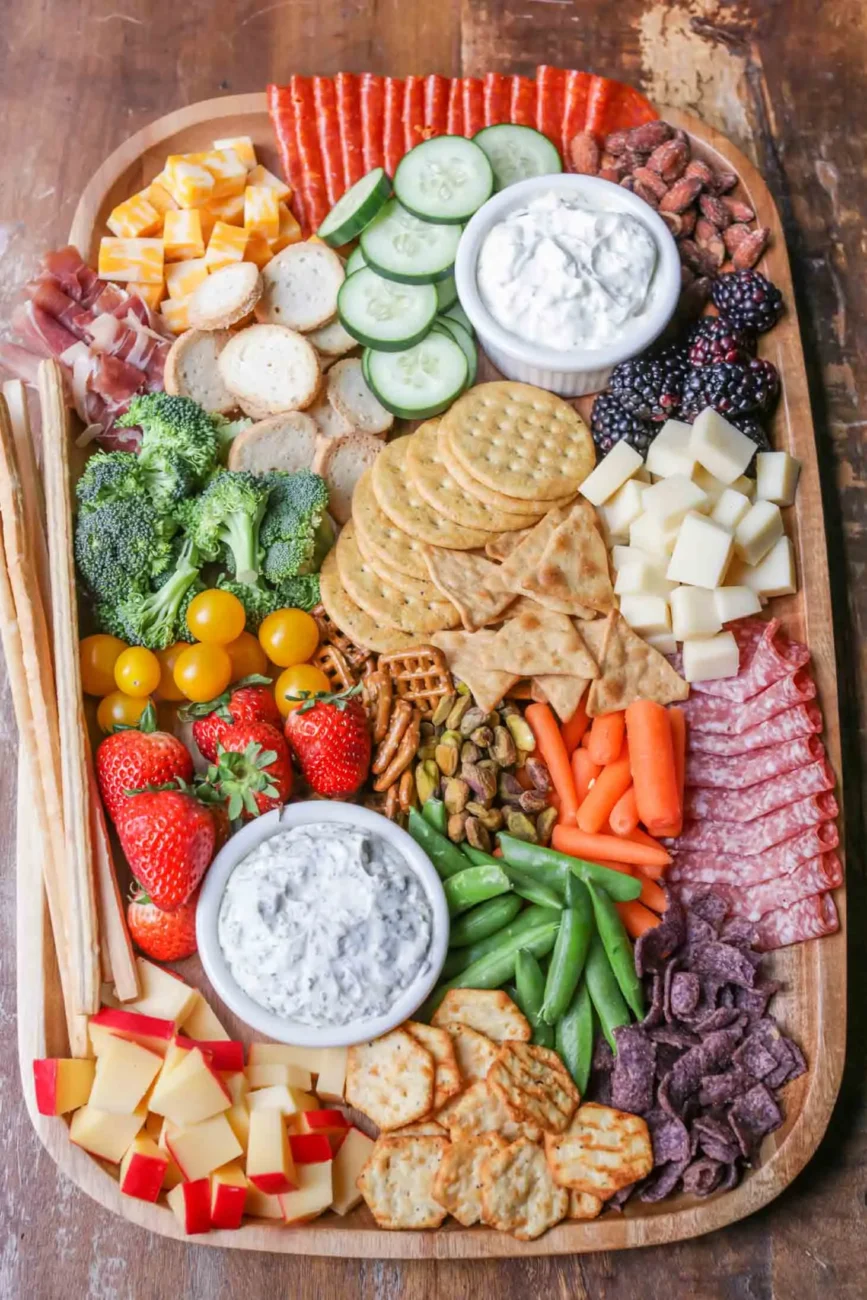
217,823,433,1027
476,190,659,352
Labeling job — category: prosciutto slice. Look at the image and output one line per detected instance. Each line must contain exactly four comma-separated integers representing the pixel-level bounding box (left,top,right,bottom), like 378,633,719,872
753,892,839,951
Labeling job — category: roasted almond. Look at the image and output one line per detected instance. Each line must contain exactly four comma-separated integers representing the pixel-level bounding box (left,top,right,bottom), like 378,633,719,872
698,193,732,228
684,158,716,187
723,222,753,254
659,176,703,213
695,215,720,246
711,168,739,194
722,196,756,222
680,208,698,236
633,180,661,208
660,211,684,238
732,226,771,269
569,131,601,175
647,138,690,182
632,166,669,200
624,119,674,152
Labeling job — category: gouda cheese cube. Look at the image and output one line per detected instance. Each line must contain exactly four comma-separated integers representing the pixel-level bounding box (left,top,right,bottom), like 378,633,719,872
163,155,215,209
271,203,303,252
214,135,257,169
247,163,291,201
165,257,209,300
98,237,164,284
163,209,205,261
107,193,162,239
144,179,178,215
580,439,642,507
205,192,245,226
205,221,248,270
129,281,165,311
244,185,280,241
201,148,249,199
160,295,192,334
244,230,273,269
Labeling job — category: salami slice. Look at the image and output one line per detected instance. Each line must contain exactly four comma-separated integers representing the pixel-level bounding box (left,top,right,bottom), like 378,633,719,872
535,65,567,147
510,74,536,127
290,75,329,234
687,702,823,756
313,76,344,209
462,77,485,137
672,791,838,855
684,758,834,824
586,75,658,137
424,74,450,138
670,854,843,922
446,78,463,135
682,668,816,736
690,619,810,703
753,891,839,952
336,73,365,191
483,72,510,127
383,77,406,176
685,735,825,790
360,73,385,172
404,75,426,152
561,69,591,159
267,83,308,232
668,823,840,886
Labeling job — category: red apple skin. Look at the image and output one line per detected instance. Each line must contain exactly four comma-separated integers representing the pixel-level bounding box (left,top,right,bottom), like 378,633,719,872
180,1180,212,1234
248,1170,297,1195
121,1152,167,1203
210,1183,246,1230
288,1133,333,1164
33,1060,59,1115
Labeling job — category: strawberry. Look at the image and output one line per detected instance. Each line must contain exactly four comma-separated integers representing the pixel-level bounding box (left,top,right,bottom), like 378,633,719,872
284,686,371,798
118,788,215,911
127,885,199,962
182,676,281,763
96,702,193,827
206,722,293,820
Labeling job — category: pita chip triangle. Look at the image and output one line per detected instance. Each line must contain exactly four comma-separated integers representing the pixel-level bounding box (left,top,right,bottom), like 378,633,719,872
529,500,615,615
477,609,599,679
422,546,516,631
531,675,590,723
586,611,689,716
431,629,519,713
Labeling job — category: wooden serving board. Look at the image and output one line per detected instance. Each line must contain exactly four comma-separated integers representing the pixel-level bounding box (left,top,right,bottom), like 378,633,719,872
17,94,846,1258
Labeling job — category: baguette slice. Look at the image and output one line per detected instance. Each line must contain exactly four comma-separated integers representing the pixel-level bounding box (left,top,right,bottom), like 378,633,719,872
218,324,321,418
327,357,393,436
228,411,319,475
164,329,236,413
313,433,384,525
188,263,262,330
255,242,345,332
308,391,353,441
307,315,357,358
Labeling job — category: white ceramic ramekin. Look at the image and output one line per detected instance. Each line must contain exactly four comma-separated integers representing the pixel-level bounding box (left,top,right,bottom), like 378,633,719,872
454,173,682,397
196,801,449,1049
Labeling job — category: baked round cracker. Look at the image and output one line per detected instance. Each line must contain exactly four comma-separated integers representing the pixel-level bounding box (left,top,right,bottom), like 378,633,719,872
432,1134,507,1227
442,382,595,501
487,1042,580,1135
372,437,492,550
346,1029,435,1132
319,548,417,654
353,468,430,581
480,1138,569,1240
390,1120,449,1137
357,1135,449,1230
188,262,262,330
431,988,531,1043
404,1021,462,1110
568,1190,604,1220
543,1102,653,1198
444,1023,499,1084
443,436,575,516
360,535,440,598
438,1080,542,1145
406,421,540,533
336,522,459,635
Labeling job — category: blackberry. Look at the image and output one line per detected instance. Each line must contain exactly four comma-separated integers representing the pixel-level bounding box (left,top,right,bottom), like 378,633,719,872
687,316,756,367
590,394,655,456
608,352,687,422
710,270,784,334
727,412,771,451
681,358,780,419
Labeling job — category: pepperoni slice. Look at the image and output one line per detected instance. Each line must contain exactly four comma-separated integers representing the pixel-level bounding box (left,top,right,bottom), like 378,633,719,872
404,74,426,153
289,75,329,234
587,74,657,139
483,72,510,127
509,75,535,127
360,73,385,172
424,74,450,138
561,69,591,159
446,78,463,135
313,76,344,209
383,77,406,176
535,65,567,147
266,83,307,232
462,77,485,138
335,72,365,191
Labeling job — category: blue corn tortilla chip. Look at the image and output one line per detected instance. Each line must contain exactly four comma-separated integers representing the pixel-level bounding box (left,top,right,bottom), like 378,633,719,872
688,889,728,932
650,1025,700,1050
645,1108,690,1165
692,1006,746,1035
719,1162,740,1192
729,1083,782,1160
612,1026,657,1114
685,911,718,953
682,1156,724,1197
692,1115,740,1164
698,1070,756,1107
635,897,687,976
638,1155,691,1202
734,979,781,1022
642,972,665,1029
670,971,700,1019
693,941,758,989
720,917,757,949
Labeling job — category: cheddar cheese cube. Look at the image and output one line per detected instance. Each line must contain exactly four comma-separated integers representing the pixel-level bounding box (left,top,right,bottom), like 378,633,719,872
163,209,205,261
247,163,291,201
244,230,273,270
201,148,249,199
163,154,215,209
271,203,303,253
107,193,162,239
160,296,192,334
244,186,280,242
129,281,165,311
144,178,178,215
165,257,209,300
205,221,248,270
98,237,164,284
214,134,257,169
205,192,245,227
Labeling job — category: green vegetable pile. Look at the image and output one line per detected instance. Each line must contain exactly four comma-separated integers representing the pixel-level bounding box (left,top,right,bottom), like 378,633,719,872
74,394,332,648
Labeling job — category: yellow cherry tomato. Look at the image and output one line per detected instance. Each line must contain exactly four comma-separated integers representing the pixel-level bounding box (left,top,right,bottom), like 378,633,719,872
185,588,247,645
113,646,161,698
173,642,233,703
154,642,189,702
274,663,331,717
258,608,320,669
225,630,269,681
97,691,152,733
80,634,127,697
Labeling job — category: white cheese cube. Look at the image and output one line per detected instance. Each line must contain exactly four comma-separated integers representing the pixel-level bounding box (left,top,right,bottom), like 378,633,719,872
618,594,671,636
666,512,734,589
756,451,801,507
645,420,696,478
630,510,680,557
642,473,708,526
598,479,646,539
681,631,740,682
669,586,722,641
644,630,678,656
733,500,784,565
730,535,797,599
610,544,665,573
615,560,677,599
691,465,728,504
711,487,752,531
731,474,757,500
580,441,643,506
689,408,756,483
714,585,762,623
634,464,652,483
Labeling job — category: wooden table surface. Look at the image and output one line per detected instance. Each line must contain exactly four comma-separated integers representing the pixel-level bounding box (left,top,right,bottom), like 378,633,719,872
1,1,865,1295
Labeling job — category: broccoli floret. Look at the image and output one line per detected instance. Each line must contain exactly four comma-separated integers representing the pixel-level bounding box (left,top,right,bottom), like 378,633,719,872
76,451,145,513
140,447,198,510
93,599,136,641
216,575,278,630
184,470,269,584
118,392,219,487
74,497,175,606
176,578,207,642
115,539,202,650
270,573,321,612
259,469,332,578
212,415,253,465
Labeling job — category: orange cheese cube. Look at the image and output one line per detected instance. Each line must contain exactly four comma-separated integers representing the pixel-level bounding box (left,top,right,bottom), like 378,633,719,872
247,163,291,201
165,257,209,300
201,148,249,199
205,192,245,227
244,230,273,270
117,957,199,1023
271,203,303,253
144,178,178,215
167,1179,211,1235
107,193,162,239
214,134,257,169
129,281,165,311
330,1127,374,1215
245,1185,284,1219
314,1047,347,1103
98,237,164,284
181,993,230,1041
244,186,280,242
149,1046,231,1125
163,209,205,261
163,154,215,209
159,297,191,334
205,221,248,270
166,1112,243,1182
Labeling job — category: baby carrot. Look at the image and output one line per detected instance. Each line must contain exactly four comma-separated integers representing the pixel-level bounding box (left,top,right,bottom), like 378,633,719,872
560,693,590,756
653,707,687,838
616,899,660,939
576,757,632,835
624,699,680,837
571,747,600,805
587,711,625,766
634,869,667,914
580,729,593,749
526,702,579,827
551,824,671,869
609,784,639,837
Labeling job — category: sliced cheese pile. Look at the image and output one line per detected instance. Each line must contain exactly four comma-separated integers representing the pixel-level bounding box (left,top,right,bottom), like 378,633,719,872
581,407,801,683
99,136,302,335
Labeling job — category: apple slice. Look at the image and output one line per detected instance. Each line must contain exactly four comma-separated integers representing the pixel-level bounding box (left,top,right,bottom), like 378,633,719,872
279,1160,333,1225
245,1062,312,1091
210,1161,248,1230
69,1102,147,1164
89,1007,175,1056
167,1179,211,1235
315,1048,347,1103
330,1127,375,1215
166,1112,243,1182
299,1109,350,1153
119,1133,168,1202
149,1047,231,1126
88,1036,163,1115
246,1109,297,1195
289,1132,333,1164
33,1058,95,1115
181,992,230,1042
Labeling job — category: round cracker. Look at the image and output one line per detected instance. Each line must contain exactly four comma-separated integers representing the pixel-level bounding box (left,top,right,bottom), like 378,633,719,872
442,437,576,516
256,241,345,331
164,328,236,413
327,357,393,436
357,1136,449,1229
227,411,318,474
442,381,595,501
432,1134,507,1227
352,468,430,580
406,421,541,533
480,1138,569,1240
336,522,459,635
487,1041,580,1135
346,1029,435,1132
188,262,262,330
372,437,492,551
312,433,383,526
218,323,320,417
319,548,418,653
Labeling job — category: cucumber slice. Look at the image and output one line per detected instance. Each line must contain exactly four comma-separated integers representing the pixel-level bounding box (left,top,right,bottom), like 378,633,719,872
362,347,373,386
443,301,474,337
435,273,458,312
472,124,563,191
366,332,469,419
344,245,367,276
317,168,392,247
394,135,494,224
361,200,462,284
337,267,437,351
432,317,477,387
